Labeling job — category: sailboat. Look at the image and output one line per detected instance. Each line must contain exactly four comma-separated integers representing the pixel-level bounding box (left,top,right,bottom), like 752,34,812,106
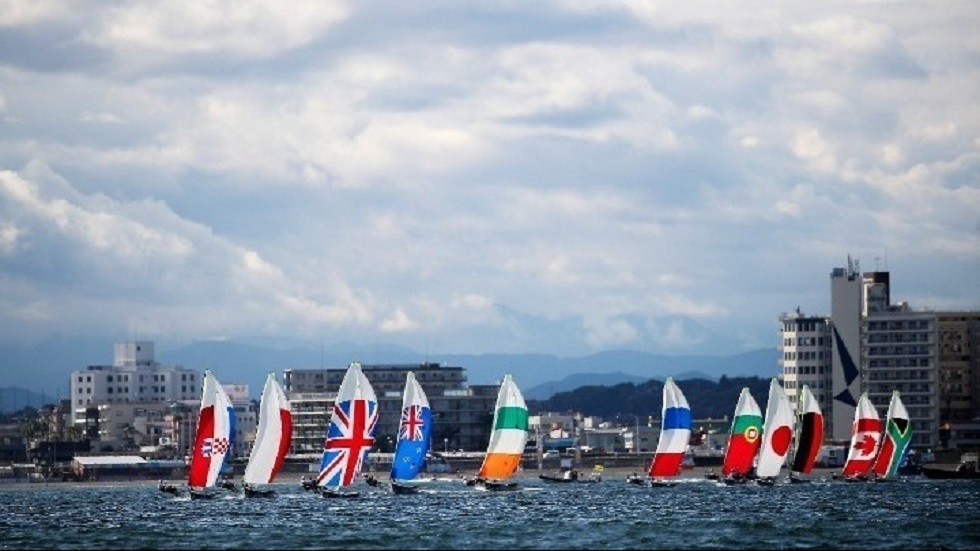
241,372,292,498
646,377,692,487
870,390,911,481
754,378,795,485
316,361,379,498
719,387,763,484
840,392,882,481
472,373,529,491
389,371,432,495
788,384,823,483
187,369,237,500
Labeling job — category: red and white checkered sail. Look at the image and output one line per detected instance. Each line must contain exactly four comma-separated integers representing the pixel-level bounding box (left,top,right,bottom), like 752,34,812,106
188,370,235,489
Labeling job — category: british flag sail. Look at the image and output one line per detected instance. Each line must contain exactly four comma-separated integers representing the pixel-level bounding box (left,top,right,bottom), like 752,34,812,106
317,362,378,489
188,370,236,489
391,371,432,483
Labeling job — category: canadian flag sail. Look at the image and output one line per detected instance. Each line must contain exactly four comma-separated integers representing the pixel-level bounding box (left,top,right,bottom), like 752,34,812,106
841,392,883,478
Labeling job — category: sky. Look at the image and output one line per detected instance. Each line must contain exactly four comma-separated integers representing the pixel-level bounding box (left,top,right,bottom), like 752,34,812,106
1,0,978,360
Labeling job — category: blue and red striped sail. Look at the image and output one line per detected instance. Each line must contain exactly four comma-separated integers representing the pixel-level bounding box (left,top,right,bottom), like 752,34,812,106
648,377,692,479
317,362,379,489
188,370,236,489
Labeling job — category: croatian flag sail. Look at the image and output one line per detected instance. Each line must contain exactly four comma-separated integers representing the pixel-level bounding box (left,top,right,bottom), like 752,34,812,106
648,377,692,478
317,362,378,489
188,370,236,489
390,371,432,482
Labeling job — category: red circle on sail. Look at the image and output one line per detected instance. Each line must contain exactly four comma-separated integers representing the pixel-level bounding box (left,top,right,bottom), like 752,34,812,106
771,426,792,455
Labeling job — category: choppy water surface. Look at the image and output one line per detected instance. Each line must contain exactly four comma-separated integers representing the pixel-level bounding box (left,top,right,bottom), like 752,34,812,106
2,476,978,549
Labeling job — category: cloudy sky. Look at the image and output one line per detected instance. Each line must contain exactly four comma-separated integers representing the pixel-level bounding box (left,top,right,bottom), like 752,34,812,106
1,0,978,358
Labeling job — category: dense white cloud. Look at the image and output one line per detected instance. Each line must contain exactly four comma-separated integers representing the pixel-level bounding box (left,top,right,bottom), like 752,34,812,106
0,0,977,356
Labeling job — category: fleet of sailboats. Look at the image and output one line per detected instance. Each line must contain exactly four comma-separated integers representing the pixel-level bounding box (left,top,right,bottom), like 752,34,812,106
168,366,930,499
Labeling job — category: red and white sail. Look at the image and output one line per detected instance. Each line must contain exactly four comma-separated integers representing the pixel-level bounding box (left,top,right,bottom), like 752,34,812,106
841,392,883,478
243,372,293,486
188,370,235,489
648,378,692,479
755,378,795,478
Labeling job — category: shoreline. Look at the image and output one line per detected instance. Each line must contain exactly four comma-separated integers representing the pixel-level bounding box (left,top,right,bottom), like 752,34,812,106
0,463,954,491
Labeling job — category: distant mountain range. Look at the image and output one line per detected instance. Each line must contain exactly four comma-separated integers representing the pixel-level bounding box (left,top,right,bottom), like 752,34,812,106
0,336,779,408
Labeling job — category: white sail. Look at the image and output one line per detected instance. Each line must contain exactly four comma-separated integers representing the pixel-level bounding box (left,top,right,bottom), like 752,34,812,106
243,373,292,486
755,378,795,478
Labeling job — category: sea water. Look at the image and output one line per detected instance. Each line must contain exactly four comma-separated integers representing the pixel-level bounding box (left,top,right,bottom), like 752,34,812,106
1,477,978,550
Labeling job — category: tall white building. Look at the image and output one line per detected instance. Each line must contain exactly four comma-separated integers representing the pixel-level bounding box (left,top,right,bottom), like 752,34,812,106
778,309,833,421
69,341,200,426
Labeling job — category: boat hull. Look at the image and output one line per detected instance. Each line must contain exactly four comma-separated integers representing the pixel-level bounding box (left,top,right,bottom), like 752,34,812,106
921,466,980,480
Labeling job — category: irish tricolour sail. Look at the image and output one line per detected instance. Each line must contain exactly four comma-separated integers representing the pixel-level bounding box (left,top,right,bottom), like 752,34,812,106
477,374,529,482
648,377,692,480
871,390,911,478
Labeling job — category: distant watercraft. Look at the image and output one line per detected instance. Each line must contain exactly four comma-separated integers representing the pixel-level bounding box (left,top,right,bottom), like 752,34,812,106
187,370,236,500
242,373,292,498
646,377,692,487
472,374,529,492
316,362,378,498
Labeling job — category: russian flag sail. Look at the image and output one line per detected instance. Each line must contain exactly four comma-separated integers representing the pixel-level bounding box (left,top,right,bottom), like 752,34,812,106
648,377,692,479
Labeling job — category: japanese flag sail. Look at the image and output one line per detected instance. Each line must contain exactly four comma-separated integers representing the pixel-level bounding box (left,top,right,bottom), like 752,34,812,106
755,378,795,478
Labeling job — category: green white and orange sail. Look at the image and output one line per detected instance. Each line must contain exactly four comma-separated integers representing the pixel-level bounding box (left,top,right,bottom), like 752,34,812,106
871,390,912,478
477,374,529,481
721,387,763,477
789,384,823,476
